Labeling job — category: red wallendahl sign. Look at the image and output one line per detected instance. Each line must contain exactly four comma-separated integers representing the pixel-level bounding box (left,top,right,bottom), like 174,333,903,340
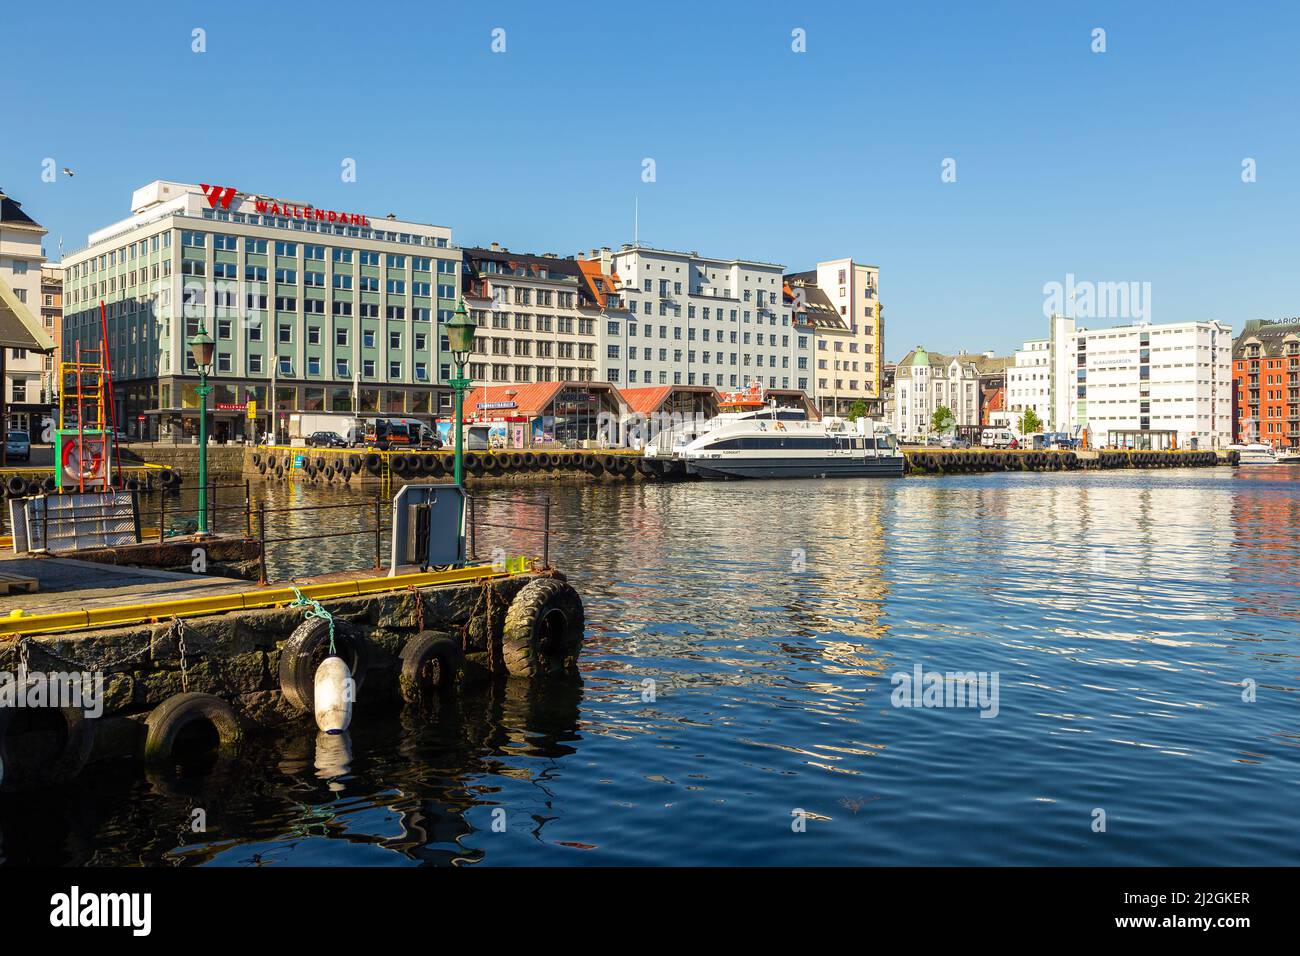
200,182,371,227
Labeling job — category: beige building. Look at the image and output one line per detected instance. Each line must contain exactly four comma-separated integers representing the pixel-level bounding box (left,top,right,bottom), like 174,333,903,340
785,258,882,415
459,244,625,387
1,186,50,433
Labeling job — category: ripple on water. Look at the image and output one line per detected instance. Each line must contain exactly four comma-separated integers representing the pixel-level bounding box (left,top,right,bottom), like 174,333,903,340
3,469,1298,866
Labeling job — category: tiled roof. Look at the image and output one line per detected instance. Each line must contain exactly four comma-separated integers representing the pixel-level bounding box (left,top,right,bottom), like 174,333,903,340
465,381,626,418
1235,319,1300,357
619,385,674,415
0,189,41,227
576,259,622,309
784,273,849,331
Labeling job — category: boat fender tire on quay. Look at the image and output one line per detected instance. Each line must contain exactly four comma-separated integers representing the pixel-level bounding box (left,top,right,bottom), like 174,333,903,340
279,617,371,714
143,692,242,763
0,704,97,791
399,630,461,703
502,578,586,679
5,475,26,496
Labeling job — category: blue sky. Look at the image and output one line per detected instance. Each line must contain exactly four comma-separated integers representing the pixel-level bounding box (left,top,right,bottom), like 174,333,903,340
3,0,1297,360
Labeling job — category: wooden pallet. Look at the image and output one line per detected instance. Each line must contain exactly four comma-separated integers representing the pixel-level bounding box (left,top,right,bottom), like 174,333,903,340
0,572,38,595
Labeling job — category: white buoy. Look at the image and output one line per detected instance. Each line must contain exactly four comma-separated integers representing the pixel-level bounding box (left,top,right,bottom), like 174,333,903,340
313,655,353,734
314,731,353,791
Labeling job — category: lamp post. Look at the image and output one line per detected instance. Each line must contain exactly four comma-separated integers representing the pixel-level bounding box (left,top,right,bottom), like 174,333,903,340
187,322,215,536
445,299,477,488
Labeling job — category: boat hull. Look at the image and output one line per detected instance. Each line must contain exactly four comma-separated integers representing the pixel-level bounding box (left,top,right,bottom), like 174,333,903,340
685,455,904,480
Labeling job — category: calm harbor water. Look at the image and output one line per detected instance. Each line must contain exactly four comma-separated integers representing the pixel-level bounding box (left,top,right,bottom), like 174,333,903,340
3,467,1298,866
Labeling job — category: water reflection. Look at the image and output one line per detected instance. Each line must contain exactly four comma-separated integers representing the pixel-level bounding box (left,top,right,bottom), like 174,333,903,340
3,469,1298,866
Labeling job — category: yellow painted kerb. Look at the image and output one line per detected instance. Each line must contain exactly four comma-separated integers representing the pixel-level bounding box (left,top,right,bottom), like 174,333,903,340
0,562,528,638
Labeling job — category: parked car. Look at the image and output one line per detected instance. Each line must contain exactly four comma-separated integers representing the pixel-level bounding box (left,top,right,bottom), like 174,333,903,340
941,435,971,449
307,430,349,448
4,430,30,461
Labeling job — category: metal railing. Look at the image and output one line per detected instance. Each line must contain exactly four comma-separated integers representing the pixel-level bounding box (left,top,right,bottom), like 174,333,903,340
254,493,389,585
466,492,552,569
155,481,252,540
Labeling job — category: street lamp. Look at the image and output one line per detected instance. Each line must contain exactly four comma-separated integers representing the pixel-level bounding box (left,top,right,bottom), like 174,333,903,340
187,322,215,536
445,299,477,488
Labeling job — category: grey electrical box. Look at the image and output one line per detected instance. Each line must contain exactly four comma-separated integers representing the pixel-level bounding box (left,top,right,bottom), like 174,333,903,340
388,483,465,573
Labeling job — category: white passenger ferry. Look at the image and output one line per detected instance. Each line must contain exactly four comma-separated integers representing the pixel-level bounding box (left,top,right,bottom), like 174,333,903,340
644,384,903,480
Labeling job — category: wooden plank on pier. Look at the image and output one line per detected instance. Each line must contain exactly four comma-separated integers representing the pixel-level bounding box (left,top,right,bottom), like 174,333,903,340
0,571,38,594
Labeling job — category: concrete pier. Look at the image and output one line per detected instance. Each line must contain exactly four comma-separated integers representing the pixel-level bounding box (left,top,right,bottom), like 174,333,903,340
0,556,584,790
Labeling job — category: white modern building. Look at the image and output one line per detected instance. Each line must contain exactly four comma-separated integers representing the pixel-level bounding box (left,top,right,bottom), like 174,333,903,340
1074,318,1232,449
60,180,461,441
598,244,813,393
1007,313,1074,432
1,186,50,433
1009,314,1233,447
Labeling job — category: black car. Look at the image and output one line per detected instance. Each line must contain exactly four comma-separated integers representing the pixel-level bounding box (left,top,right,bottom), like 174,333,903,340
307,431,348,448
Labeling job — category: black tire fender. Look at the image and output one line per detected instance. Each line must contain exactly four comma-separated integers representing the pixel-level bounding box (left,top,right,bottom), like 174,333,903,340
399,630,460,702
143,692,241,763
0,704,96,790
502,578,585,679
278,617,369,713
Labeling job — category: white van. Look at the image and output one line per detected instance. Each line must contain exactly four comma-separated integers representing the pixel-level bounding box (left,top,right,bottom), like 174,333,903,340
981,428,1018,449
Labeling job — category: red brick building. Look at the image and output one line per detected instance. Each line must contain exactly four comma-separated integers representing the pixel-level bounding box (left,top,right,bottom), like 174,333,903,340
1232,319,1300,448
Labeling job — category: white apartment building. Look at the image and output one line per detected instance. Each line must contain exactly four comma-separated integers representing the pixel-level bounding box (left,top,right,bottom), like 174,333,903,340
598,244,813,393
1007,313,1075,432
892,347,985,441
1007,337,1051,428
1075,319,1232,448
1,187,50,433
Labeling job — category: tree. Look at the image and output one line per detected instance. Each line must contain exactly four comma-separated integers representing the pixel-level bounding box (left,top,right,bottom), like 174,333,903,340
845,399,868,421
931,405,956,434
1020,408,1043,435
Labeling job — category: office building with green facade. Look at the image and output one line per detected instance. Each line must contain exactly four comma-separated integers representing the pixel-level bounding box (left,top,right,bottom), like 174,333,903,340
60,180,460,441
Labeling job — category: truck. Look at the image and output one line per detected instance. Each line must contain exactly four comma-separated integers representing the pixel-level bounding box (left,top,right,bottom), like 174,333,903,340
287,413,363,446
362,417,441,450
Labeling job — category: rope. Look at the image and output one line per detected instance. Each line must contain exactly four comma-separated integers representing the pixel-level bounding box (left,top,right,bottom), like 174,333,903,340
288,586,335,655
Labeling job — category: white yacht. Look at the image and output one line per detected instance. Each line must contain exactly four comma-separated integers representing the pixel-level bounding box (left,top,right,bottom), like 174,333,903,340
1227,442,1280,465
643,385,903,480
